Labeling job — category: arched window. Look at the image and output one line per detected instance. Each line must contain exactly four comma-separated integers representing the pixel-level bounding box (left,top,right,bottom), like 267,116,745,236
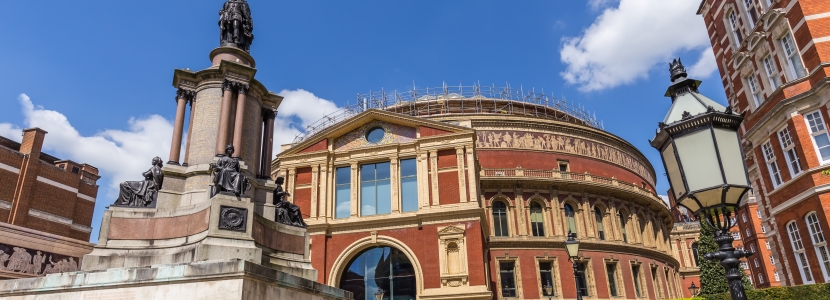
565,204,577,237
806,213,830,281
787,221,815,284
594,207,605,240
618,211,628,243
340,246,416,300
493,201,509,237
691,242,700,266
530,202,545,237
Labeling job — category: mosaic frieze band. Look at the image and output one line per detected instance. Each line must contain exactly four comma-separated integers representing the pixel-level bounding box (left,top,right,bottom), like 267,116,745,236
0,244,80,275
476,130,655,185
334,121,416,151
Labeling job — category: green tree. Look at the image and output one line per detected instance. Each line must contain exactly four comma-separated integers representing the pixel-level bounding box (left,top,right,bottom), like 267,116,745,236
698,220,753,297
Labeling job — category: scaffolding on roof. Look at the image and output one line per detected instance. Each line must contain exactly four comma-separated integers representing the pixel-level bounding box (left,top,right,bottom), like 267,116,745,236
292,82,603,144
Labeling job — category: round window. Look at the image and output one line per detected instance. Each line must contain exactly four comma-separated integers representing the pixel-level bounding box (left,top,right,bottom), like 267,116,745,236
366,127,385,143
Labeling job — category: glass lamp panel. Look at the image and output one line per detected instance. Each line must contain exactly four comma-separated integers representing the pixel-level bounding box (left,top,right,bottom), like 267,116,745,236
565,242,580,258
679,197,701,215
674,129,724,191
725,186,748,206
694,188,724,209
661,143,686,197
714,128,749,185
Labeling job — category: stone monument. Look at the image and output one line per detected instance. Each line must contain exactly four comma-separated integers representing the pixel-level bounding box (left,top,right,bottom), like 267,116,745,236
0,1,349,299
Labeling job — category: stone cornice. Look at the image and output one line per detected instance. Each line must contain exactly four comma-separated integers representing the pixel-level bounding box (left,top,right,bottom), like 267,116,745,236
487,236,679,267
306,203,484,236
171,62,282,110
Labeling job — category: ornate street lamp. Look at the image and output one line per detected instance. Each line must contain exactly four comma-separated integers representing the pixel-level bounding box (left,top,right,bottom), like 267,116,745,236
544,281,554,300
689,282,700,297
651,59,753,300
374,288,384,300
565,231,582,300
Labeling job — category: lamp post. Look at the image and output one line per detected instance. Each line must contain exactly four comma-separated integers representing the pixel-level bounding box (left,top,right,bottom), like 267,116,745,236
689,282,700,297
544,281,553,300
565,231,582,300
651,59,753,300
374,288,384,300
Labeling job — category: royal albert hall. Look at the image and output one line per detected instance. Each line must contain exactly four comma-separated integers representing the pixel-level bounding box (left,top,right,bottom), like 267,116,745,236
275,85,681,300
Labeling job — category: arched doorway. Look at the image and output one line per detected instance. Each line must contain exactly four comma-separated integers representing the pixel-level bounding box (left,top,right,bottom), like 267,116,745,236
339,246,416,300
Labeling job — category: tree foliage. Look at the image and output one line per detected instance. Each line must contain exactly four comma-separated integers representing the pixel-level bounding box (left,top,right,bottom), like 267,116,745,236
698,220,752,297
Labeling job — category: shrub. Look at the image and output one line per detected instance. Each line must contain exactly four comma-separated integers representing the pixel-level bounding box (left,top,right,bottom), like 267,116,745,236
701,282,830,300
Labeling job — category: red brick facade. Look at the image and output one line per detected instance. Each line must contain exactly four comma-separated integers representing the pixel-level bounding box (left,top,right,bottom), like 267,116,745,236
697,0,830,287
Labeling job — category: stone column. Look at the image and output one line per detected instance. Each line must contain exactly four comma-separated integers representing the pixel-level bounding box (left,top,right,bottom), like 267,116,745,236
232,84,249,157
259,109,276,178
168,89,192,165
183,96,196,165
216,80,235,155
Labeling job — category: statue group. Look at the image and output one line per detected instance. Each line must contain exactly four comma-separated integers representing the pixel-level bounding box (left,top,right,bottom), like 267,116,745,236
113,157,164,207
0,247,78,275
219,0,254,52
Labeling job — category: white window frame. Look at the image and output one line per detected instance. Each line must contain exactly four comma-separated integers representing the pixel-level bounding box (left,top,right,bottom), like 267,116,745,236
757,210,762,218
742,0,758,29
762,141,783,187
741,261,749,269
733,231,742,240
747,228,752,237
762,55,781,90
766,241,771,249
747,74,763,107
781,33,806,80
778,127,803,177
787,221,816,284
758,273,765,284
743,214,748,223
804,110,830,164
750,243,756,253
770,256,775,264
728,10,743,46
762,225,767,233
775,272,781,282
806,212,830,282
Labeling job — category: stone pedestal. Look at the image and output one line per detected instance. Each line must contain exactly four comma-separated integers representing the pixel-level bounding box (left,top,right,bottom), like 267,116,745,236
0,259,350,300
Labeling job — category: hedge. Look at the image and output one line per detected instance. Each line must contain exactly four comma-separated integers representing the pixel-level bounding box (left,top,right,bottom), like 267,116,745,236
700,282,830,300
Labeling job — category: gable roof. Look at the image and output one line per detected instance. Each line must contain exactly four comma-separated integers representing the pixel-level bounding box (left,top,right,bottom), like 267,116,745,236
280,109,474,156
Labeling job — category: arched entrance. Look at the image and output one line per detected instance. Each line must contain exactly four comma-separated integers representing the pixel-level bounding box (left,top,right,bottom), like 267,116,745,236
339,246,416,300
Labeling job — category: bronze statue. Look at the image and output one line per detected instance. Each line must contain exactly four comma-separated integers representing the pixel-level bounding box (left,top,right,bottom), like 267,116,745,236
219,0,254,52
273,177,307,228
211,145,251,197
114,157,164,207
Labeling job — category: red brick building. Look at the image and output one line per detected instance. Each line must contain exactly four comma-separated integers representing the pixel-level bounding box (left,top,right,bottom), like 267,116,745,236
0,128,98,279
696,0,830,287
277,86,682,299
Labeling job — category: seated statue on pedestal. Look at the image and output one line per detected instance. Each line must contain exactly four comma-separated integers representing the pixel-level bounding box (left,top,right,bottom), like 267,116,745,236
273,176,307,228
114,157,164,207
210,144,252,197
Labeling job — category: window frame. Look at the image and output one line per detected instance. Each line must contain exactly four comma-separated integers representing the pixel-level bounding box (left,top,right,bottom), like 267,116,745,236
605,262,620,297
804,110,830,165
536,259,560,298
564,203,578,237
399,158,418,213
497,260,519,298
781,33,806,80
334,166,352,219
742,0,758,29
492,201,511,237
359,161,392,216
529,201,546,237
787,221,816,284
594,206,606,241
806,212,830,282
728,10,743,46
778,126,803,177
762,54,781,90
762,141,783,187
747,74,763,107
631,263,644,298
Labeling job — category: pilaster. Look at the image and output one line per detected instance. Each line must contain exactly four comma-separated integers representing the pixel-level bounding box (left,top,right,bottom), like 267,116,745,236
455,148,467,203
465,147,477,203
310,165,319,219
390,155,400,213
429,150,439,207
350,161,358,217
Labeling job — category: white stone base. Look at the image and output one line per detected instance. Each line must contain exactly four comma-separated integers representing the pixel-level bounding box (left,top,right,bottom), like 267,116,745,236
0,259,350,300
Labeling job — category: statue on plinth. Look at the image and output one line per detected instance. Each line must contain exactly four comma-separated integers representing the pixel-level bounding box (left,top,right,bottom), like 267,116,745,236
273,176,307,228
114,156,163,207
219,0,254,52
211,145,251,197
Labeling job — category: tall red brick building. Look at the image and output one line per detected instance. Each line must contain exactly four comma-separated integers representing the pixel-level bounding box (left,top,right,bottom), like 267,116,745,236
0,128,99,279
277,86,682,299
696,0,830,287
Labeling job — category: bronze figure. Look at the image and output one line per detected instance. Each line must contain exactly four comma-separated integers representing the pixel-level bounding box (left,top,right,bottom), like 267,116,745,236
219,0,254,52
273,177,307,228
211,145,251,197
114,157,164,207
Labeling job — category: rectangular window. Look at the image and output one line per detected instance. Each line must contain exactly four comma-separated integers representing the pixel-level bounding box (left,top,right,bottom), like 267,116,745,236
806,213,830,281
539,262,555,297
733,231,741,240
762,225,767,233
759,273,765,284
770,256,775,264
576,262,589,297
757,210,762,218
762,142,783,187
743,214,748,223
787,221,815,283
779,127,803,176
762,55,781,90
766,241,771,249
781,34,806,79
500,261,517,298
651,266,663,298
805,111,830,163
607,264,618,297
360,162,391,216
399,158,418,212
775,272,781,282
747,228,753,237
632,265,643,298
741,261,749,269
751,243,756,253
729,11,743,44
755,258,760,268
743,0,758,28
747,75,763,107
335,166,351,219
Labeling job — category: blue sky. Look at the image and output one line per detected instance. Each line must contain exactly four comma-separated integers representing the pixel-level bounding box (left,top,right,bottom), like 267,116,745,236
0,0,727,242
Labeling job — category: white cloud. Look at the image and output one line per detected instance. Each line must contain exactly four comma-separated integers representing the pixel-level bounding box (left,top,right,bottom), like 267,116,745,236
560,0,712,91
272,89,340,153
688,47,718,78
588,0,618,11
659,195,670,205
